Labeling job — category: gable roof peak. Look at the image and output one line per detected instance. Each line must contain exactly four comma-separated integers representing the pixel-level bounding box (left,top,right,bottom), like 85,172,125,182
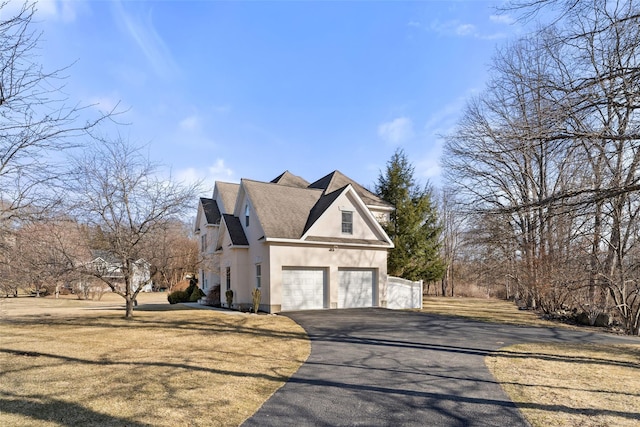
270,170,310,188
308,170,392,208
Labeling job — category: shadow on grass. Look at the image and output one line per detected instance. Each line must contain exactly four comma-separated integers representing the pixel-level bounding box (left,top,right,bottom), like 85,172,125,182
1,307,308,341
0,392,151,427
4,348,638,426
0,348,292,383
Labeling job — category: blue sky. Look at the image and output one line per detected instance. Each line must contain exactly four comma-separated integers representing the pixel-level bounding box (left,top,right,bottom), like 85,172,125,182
26,0,524,195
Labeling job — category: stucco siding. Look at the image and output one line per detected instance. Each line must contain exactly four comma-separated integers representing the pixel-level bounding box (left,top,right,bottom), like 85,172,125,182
268,243,387,311
305,190,387,241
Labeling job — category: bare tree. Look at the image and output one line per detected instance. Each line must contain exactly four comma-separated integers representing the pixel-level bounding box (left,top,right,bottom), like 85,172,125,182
0,1,114,227
65,136,199,317
0,217,87,297
444,0,640,334
147,220,198,292
439,190,462,297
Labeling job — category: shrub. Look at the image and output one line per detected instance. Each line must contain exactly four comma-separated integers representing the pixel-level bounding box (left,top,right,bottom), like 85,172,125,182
184,276,198,296
189,286,205,302
205,285,221,307
251,288,261,313
167,290,189,304
225,289,234,308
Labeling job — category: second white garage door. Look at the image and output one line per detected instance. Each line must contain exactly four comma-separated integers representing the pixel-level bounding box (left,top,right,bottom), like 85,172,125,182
281,268,326,311
338,269,376,308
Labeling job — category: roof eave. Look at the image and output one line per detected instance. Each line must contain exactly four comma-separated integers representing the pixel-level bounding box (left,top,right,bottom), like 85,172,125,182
264,237,393,249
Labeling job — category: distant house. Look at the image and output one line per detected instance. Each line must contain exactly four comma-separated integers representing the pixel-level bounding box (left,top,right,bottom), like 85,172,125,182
194,170,395,313
87,251,153,292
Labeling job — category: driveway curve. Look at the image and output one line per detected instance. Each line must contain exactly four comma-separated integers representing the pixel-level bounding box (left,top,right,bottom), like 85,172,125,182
242,308,637,427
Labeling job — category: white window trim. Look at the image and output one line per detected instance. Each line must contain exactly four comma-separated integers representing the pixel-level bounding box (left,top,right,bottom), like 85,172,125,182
341,210,353,235
256,264,262,288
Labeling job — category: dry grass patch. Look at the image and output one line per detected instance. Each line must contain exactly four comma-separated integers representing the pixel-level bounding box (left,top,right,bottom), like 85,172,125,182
486,343,640,427
0,293,310,426
422,296,561,328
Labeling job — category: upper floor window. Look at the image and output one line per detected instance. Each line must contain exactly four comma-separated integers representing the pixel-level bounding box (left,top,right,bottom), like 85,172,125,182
342,211,353,234
200,234,207,252
226,267,231,290
245,204,250,227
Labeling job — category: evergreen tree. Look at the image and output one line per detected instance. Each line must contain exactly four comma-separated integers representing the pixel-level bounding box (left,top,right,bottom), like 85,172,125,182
376,149,445,282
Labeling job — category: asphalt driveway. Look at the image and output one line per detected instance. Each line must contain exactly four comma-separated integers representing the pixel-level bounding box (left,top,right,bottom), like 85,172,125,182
242,308,637,427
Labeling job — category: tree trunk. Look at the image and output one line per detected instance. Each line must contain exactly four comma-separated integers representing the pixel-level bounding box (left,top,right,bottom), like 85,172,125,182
125,296,134,318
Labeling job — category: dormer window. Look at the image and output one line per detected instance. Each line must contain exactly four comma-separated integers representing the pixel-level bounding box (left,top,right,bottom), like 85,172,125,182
245,204,250,227
342,211,353,234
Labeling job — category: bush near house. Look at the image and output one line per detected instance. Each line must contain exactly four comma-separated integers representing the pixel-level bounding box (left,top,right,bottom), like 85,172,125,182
167,277,204,304
205,285,221,307
189,287,205,302
167,290,189,304
225,289,234,308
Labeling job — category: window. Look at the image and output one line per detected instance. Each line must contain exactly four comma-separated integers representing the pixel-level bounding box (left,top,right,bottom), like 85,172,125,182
245,204,250,227
226,267,231,290
256,264,262,288
342,211,353,234
200,234,207,252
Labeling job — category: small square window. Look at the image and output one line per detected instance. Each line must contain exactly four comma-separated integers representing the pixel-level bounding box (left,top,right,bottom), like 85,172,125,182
342,211,353,234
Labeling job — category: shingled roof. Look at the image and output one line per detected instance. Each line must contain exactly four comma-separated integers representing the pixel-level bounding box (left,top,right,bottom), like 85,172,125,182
200,197,221,224
308,170,392,208
216,182,240,214
271,170,310,188
222,214,249,246
242,179,324,239
208,171,392,243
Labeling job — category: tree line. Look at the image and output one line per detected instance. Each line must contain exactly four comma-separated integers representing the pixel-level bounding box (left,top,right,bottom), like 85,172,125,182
443,0,640,335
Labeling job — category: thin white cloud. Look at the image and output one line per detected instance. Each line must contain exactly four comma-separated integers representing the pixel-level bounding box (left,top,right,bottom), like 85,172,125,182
416,155,442,181
424,97,468,137
179,115,200,132
2,0,80,22
407,21,421,28
112,1,179,80
490,14,515,25
455,23,476,36
177,159,236,195
89,95,123,115
430,19,508,40
378,117,414,145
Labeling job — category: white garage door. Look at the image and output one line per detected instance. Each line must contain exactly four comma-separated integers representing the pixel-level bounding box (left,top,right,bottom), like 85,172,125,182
338,269,376,308
281,268,325,311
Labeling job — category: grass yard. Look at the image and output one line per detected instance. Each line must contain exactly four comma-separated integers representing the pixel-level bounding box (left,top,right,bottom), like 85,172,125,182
422,296,560,328
423,297,640,427
0,293,310,427
487,343,640,427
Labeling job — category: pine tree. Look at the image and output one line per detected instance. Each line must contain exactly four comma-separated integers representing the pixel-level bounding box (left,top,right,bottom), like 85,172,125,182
376,149,445,282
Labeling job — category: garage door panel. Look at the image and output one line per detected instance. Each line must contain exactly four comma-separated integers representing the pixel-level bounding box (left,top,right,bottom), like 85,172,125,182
282,268,325,311
338,269,375,308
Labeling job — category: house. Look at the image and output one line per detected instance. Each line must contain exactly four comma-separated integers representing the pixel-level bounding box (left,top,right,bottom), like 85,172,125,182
87,251,153,293
194,170,394,313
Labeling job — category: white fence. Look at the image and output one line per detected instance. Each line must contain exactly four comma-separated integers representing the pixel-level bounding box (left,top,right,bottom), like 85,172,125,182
386,276,423,310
